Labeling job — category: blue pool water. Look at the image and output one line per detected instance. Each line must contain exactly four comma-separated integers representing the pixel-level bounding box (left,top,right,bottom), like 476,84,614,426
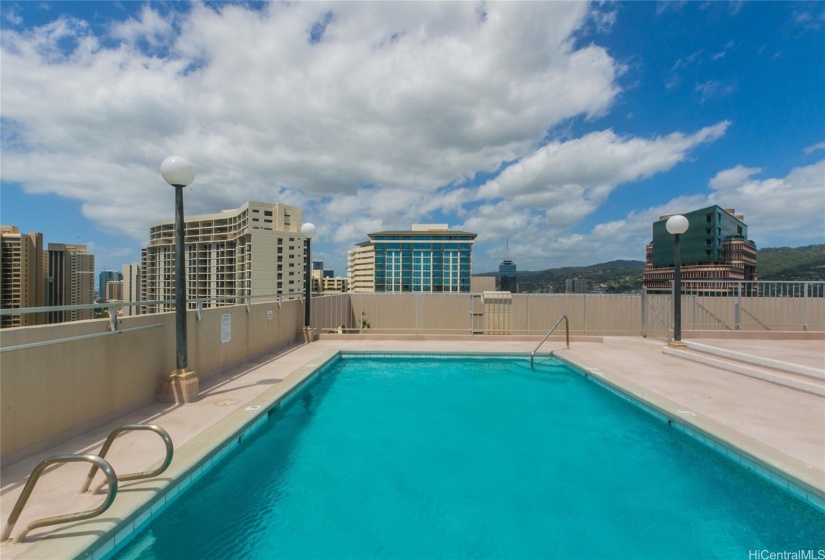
115,355,824,559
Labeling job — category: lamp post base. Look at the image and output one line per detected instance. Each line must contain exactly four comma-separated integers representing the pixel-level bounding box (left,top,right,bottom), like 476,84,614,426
157,369,200,403
303,326,316,343
668,340,688,348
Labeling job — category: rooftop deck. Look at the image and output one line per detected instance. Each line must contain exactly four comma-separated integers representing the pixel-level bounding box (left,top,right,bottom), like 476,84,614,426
1,335,823,559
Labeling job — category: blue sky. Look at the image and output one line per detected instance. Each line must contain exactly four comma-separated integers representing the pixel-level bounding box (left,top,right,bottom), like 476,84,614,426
1,1,823,277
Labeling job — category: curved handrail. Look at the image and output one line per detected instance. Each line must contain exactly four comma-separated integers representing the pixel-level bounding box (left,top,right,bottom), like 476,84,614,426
82,424,174,493
2,454,117,543
530,315,569,368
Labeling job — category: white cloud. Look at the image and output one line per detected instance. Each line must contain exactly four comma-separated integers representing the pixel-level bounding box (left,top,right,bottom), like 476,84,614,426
476,122,729,227
804,141,825,154
1,1,627,273
708,160,825,242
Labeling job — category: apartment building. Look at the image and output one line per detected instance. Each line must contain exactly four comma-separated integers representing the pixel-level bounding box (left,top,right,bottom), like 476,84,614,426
643,206,757,292
105,280,124,302
0,226,46,327
99,270,122,301
47,243,95,323
141,201,304,313
347,243,376,292
348,224,476,293
122,262,141,315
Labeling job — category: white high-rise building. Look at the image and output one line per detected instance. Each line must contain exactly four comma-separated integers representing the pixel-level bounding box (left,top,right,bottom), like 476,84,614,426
347,244,376,292
141,201,305,313
121,262,141,315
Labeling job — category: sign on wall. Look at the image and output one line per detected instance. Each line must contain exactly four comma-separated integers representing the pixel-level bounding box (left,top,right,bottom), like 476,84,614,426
221,313,231,344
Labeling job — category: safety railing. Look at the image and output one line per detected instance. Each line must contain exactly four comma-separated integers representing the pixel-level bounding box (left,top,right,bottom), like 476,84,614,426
1,455,118,543
2,424,173,543
0,291,306,353
81,424,174,493
530,315,569,368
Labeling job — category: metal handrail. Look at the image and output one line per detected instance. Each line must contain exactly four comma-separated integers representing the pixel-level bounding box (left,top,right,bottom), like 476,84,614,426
0,324,163,353
530,315,569,368
2,454,117,543
82,424,174,493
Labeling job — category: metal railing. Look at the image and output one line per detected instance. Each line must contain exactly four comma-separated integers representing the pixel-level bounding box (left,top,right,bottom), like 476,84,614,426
2,455,118,543
531,315,569,368
1,282,823,342
81,425,174,493
309,282,824,336
0,291,306,353
2,424,173,543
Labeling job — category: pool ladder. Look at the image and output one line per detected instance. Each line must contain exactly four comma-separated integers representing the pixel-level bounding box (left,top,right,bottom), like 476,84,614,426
530,315,569,368
2,424,173,543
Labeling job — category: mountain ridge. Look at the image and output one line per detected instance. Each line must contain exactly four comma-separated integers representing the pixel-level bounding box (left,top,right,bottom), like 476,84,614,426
475,244,825,293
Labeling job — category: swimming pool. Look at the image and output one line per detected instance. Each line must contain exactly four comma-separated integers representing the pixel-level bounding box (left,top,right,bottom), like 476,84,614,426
113,354,825,559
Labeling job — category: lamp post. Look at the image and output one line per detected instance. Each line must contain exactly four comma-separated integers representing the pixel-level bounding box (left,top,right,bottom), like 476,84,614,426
666,214,689,346
300,222,316,341
158,156,199,402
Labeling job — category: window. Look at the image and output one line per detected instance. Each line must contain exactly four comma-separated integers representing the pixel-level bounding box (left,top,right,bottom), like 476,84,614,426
264,210,273,217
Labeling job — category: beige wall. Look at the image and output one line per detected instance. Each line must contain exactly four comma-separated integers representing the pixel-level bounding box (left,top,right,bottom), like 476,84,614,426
310,292,825,336
0,298,304,461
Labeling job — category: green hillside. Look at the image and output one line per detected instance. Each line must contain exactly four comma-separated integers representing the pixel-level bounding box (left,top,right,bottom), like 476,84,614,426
476,244,825,293
755,244,825,280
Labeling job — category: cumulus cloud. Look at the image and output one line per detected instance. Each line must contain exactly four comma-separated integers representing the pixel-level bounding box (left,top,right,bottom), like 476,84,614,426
1,2,630,271
508,160,825,269
2,3,816,275
708,160,825,242
476,122,729,227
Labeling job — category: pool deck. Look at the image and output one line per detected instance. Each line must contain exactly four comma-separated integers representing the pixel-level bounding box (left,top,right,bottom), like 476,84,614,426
1,336,823,559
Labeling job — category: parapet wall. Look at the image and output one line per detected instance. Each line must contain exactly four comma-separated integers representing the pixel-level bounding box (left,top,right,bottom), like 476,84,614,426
0,299,304,463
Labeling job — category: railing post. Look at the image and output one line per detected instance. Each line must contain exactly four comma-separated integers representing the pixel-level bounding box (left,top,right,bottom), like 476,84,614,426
735,282,741,330
640,287,647,337
526,294,531,335
469,293,474,334
804,282,809,331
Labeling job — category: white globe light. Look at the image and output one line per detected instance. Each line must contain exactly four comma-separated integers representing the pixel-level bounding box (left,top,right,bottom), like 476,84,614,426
666,214,689,235
300,222,317,240
161,156,195,187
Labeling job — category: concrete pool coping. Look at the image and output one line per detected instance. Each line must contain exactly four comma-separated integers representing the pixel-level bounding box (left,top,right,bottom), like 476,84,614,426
1,336,823,559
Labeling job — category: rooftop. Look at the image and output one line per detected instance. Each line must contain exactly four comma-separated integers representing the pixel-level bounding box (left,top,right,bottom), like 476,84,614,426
1,334,822,559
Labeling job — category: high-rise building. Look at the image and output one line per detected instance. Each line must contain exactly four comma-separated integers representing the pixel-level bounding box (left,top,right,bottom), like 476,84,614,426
499,260,517,292
0,226,46,327
498,239,517,293
122,262,141,315
348,224,476,293
105,280,124,302
565,278,590,293
47,243,95,323
347,244,375,292
99,270,122,301
643,206,757,292
141,201,304,313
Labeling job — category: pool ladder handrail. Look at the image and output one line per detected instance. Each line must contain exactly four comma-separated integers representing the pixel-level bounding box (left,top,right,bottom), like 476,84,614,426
1,455,118,543
2,424,174,543
81,424,174,493
530,315,569,368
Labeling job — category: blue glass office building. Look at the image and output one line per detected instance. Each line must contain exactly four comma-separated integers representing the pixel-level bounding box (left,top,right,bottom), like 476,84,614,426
369,229,477,293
